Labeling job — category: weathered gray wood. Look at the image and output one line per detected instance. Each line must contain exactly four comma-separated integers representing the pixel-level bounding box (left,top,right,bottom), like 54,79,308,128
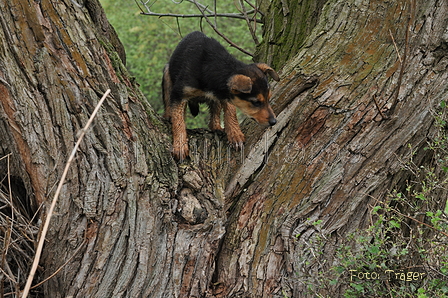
0,0,447,297
0,0,225,297
214,0,448,296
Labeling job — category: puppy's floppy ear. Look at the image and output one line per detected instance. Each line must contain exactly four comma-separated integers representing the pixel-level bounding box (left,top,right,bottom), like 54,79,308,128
256,63,280,81
228,74,252,94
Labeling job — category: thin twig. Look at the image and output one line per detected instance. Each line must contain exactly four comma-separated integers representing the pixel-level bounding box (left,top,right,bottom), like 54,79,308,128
243,0,258,12
238,0,259,44
393,209,448,238
192,0,254,56
176,17,182,36
1,220,13,296
372,198,448,238
29,240,87,290
134,0,145,13
2,241,86,297
0,264,16,286
21,89,111,298
1,154,14,294
185,0,213,14
214,0,217,27
389,29,402,63
7,153,13,260
373,93,386,119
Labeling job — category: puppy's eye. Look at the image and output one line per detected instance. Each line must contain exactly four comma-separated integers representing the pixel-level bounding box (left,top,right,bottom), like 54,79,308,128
252,100,263,107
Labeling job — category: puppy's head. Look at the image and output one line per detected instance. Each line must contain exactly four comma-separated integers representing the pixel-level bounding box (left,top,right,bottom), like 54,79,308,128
227,63,279,126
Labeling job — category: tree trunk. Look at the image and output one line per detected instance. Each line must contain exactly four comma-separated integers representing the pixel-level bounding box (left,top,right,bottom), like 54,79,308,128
215,0,448,296
0,0,447,298
0,0,231,297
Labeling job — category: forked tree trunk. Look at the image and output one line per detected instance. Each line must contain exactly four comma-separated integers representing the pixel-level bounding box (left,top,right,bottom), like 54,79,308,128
0,0,447,297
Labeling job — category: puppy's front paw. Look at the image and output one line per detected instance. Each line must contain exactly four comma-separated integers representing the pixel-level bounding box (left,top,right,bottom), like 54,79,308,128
227,130,245,150
173,142,189,162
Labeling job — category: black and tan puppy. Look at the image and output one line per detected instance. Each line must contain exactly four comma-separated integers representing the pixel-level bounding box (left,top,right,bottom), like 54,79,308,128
163,31,280,161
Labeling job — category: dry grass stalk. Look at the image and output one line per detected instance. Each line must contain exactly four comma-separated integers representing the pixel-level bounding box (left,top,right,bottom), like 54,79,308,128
1,154,38,297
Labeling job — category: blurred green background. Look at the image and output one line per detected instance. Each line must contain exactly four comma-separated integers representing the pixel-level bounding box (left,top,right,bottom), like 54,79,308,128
100,0,260,128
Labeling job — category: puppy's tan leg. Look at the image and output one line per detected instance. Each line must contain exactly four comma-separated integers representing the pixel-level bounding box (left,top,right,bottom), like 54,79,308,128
171,100,189,161
223,102,245,149
208,100,223,131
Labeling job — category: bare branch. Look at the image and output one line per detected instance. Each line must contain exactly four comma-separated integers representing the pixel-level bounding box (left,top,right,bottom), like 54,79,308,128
140,11,262,23
237,0,259,44
137,0,263,56
192,0,254,56
137,0,262,23
243,0,263,16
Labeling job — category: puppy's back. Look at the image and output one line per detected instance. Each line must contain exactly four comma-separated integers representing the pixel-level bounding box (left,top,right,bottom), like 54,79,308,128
170,33,239,75
168,32,206,79
169,32,244,98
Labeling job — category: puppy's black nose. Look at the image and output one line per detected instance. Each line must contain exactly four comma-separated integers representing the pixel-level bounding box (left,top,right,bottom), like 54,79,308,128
269,118,277,126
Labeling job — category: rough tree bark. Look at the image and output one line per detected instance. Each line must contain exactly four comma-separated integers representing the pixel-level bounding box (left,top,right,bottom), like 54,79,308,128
215,0,448,296
0,0,447,298
0,0,229,297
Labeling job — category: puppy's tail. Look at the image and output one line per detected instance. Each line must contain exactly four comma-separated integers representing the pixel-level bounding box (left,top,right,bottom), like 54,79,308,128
188,102,200,117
